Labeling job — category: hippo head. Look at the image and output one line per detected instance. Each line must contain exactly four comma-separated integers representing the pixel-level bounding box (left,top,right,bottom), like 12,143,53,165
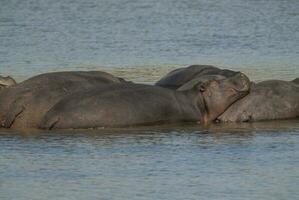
0,76,16,89
178,72,251,124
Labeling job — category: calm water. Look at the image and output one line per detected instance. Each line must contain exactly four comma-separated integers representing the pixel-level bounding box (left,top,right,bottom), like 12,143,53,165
0,0,299,81
1,0,299,199
1,121,299,200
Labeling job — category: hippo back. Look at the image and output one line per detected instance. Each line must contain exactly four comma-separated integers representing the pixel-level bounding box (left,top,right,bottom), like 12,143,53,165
155,65,239,89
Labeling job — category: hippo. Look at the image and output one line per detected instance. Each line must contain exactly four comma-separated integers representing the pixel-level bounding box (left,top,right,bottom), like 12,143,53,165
39,72,250,129
0,76,16,89
156,65,299,122
0,71,128,129
155,65,239,89
217,80,299,122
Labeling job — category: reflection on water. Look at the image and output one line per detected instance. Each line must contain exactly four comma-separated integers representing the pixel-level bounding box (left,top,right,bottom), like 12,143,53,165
1,120,299,200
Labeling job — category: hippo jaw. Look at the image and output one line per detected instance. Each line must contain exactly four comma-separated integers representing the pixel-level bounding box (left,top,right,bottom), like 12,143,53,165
200,72,251,123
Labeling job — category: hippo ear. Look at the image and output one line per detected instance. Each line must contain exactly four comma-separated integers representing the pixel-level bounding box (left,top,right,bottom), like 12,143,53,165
177,77,203,91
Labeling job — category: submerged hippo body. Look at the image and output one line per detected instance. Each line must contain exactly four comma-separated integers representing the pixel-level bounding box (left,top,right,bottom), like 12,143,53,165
40,73,250,129
218,80,299,122
155,65,239,89
0,71,127,129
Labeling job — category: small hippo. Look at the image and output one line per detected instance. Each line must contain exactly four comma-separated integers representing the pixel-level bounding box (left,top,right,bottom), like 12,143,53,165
39,72,250,129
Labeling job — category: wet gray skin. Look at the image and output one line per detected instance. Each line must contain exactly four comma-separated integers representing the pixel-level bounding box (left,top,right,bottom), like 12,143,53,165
40,72,250,129
155,65,239,89
217,80,299,122
292,77,299,84
0,76,16,89
0,71,128,129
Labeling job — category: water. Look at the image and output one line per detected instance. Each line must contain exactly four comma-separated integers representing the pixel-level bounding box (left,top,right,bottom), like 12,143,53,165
0,0,299,81
1,121,299,200
1,0,299,199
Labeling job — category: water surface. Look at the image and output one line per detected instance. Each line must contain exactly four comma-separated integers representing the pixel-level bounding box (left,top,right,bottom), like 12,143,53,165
0,0,298,82
1,121,299,200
